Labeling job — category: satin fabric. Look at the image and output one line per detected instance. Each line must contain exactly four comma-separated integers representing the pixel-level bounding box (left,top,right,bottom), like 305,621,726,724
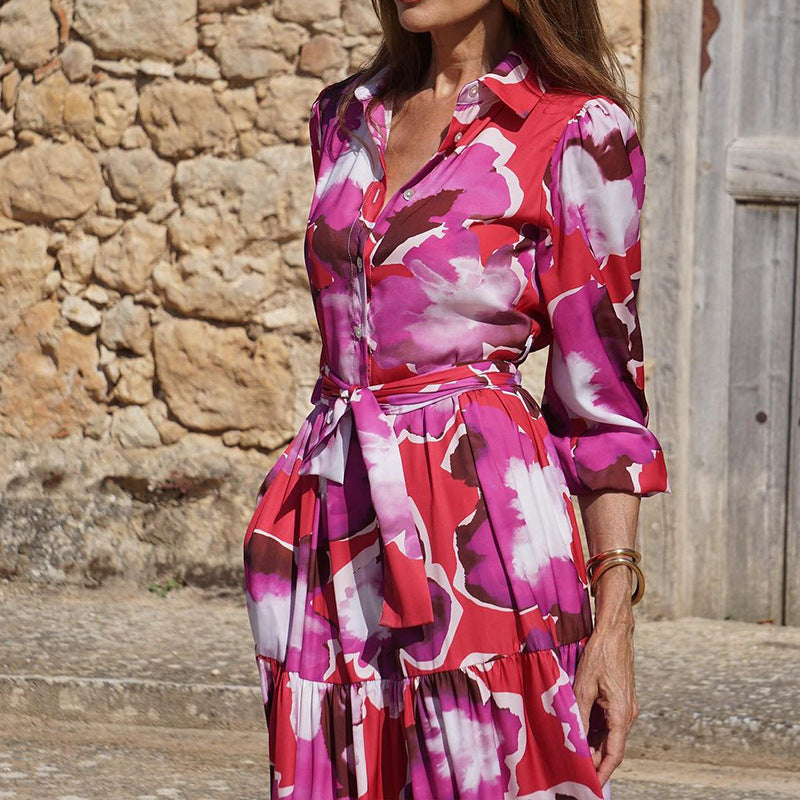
242,36,668,800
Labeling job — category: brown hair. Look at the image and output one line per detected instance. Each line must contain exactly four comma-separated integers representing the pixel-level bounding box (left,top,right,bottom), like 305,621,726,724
336,0,636,131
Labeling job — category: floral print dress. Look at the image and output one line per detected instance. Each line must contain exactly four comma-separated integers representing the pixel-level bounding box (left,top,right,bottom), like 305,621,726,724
242,37,669,800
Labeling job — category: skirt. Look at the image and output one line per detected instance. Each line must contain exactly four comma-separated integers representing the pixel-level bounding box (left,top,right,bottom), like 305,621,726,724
243,362,610,799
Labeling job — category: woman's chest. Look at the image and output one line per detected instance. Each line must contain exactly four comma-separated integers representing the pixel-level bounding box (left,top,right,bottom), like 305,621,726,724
382,94,456,201
306,118,545,288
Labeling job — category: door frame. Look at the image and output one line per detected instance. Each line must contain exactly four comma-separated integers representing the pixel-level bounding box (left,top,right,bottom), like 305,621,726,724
638,0,704,618
640,0,800,623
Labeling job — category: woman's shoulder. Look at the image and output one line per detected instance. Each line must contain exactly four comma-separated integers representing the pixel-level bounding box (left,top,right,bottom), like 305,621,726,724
311,68,374,124
542,91,646,250
530,89,641,179
537,88,637,138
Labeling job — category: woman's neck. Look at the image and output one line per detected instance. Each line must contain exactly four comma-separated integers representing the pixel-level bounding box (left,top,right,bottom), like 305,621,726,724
424,8,514,99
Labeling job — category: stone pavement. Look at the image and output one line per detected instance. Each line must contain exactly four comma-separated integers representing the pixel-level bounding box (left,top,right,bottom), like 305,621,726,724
1,580,799,799
2,714,799,800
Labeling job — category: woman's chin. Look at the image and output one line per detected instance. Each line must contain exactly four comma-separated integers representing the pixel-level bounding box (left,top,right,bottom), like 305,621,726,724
394,0,443,32
395,12,434,34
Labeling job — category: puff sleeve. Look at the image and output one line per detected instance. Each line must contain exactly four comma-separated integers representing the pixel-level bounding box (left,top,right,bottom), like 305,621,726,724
537,97,670,497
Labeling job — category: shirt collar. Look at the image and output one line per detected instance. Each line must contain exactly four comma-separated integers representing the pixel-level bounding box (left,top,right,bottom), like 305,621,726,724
353,37,544,119
474,37,545,118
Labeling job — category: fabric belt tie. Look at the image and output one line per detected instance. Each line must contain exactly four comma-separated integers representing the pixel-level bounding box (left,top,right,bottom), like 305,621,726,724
297,360,523,630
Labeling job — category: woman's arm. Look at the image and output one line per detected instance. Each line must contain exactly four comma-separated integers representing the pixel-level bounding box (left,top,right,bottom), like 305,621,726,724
534,96,670,787
573,488,641,787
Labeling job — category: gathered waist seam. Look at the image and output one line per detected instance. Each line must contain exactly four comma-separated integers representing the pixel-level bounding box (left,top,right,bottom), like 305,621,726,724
317,359,524,411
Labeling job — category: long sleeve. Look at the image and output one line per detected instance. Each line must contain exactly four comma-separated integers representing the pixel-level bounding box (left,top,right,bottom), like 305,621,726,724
536,97,669,497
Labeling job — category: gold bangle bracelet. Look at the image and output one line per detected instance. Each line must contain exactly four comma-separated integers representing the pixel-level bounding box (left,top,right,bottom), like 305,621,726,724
586,548,641,580
589,557,645,605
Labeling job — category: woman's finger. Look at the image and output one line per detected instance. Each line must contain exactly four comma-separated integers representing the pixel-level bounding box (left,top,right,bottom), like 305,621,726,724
587,701,608,770
595,714,628,787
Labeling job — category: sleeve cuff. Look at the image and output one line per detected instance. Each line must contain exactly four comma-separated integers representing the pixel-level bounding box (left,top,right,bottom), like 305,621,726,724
546,425,671,497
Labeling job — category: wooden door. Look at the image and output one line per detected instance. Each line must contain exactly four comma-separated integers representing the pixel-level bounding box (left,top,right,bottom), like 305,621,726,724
690,0,800,624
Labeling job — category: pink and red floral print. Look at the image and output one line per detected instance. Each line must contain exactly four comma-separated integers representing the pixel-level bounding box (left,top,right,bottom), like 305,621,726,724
243,36,668,800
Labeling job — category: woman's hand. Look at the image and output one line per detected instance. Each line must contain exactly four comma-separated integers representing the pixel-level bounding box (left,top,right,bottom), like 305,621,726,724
573,601,638,787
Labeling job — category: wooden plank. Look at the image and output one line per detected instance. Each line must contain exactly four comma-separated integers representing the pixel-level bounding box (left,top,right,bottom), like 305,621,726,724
686,0,800,623
733,0,800,623
727,203,796,622
785,216,800,626
686,0,743,619
725,137,800,202
639,0,704,618
737,0,800,137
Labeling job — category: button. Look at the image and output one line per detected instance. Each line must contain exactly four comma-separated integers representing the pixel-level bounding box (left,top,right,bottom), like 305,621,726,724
402,188,414,201
454,131,463,143
354,324,363,339
356,255,363,271
467,84,478,98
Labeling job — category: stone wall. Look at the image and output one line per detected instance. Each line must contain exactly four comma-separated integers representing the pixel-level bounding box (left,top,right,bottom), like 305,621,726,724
0,0,642,588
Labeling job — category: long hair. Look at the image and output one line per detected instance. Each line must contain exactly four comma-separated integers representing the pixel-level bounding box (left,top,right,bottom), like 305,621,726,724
335,0,636,131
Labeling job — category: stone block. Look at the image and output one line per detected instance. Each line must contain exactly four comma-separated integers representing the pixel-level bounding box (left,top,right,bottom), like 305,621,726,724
169,154,280,253
113,354,155,405
139,81,236,158
0,301,105,438
0,141,102,222
153,318,293,444
99,296,152,355
58,232,100,284
111,405,161,448
259,75,323,143
274,0,341,27
104,148,174,211
92,79,139,148
61,42,94,83
153,249,281,323
299,34,348,81
14,73,95,145
214,11,302,81
62,295,102,331
94,216,168,294
342,0,382,37
0,226,53,290
73,0,198,62
0,0,59,70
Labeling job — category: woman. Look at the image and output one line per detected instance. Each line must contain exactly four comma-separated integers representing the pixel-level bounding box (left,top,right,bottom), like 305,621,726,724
242,0,670,797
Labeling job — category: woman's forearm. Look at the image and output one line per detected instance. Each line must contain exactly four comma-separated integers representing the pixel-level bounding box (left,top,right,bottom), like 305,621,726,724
577,488,641,634
572,488,643,785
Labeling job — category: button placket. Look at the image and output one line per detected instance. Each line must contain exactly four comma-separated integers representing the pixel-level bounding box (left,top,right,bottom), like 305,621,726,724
354,255,367,354
350,219,369,374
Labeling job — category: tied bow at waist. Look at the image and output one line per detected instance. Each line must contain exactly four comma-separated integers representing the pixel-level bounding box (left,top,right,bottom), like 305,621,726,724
296,360,523,630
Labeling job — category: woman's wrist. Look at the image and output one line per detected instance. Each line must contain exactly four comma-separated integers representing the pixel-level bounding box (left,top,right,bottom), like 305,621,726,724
592,565,636,635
